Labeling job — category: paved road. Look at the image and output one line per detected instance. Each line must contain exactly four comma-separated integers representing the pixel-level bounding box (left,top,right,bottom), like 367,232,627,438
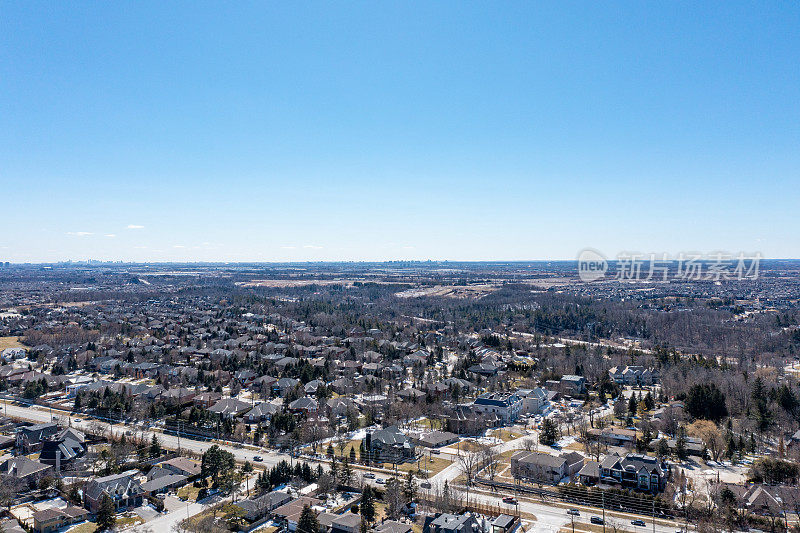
4,400,690,532
1,400,291,468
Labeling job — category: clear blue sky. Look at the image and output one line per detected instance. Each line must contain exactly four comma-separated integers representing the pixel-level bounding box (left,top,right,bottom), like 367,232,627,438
2,2,798,262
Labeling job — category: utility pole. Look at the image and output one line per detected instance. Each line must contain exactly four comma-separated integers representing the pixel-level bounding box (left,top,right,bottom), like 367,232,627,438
652,499,656,533
602,492,606,533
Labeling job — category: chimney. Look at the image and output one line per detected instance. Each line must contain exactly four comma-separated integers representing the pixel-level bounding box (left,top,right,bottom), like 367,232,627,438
56,449,61,475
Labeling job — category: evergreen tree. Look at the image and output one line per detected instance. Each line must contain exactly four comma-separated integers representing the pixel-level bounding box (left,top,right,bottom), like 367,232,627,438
149,434,162,458
341,457,353,487
403,470,417,502
298,505,320,533
361,485,376,523
539,418,559,446
627,394,638,416
96,494,117,531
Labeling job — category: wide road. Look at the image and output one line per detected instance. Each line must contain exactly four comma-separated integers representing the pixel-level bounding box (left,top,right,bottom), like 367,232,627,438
1,399,290,468
4,400,690,532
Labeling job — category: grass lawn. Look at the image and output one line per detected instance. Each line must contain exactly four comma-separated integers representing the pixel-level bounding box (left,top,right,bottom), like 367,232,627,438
374,501,388,521
330,439,363,458
252,527,279,533
394,456,452,478
454,440,485,453
414,418,445,430
177,484,203,501
67,522,98,533
488,429,525,442
116,514,144,529
0,336,25,351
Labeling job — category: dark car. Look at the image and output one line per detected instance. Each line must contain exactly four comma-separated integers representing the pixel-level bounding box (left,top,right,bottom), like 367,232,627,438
590,517,604,525
502,497,517,504
632,519,646,527
253,455,263,462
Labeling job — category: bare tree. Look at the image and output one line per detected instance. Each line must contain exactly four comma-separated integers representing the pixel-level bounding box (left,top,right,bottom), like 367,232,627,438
457,441,487,486
481,446,500,480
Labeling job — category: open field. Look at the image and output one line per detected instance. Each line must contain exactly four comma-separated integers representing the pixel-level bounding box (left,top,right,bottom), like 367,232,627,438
394,284,501,299
0,336,25,350
177,484,202,502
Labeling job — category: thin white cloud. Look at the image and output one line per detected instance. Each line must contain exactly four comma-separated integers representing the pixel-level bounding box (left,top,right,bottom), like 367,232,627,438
127,224,145,229
66,231,93,237
303,244,323,249
173,245,185,249
105,234,116,238
281,246,297,250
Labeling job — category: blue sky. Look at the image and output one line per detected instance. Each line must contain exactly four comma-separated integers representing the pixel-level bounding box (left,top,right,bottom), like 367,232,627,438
2,2,799,262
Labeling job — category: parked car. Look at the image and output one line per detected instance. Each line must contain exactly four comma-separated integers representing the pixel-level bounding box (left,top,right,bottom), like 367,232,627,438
631,519,646,527
376,478,385,484
590,517,604,525
502,497,517,504
567,509,580,516
430,449,440,454
253,455,263,462
420,482,431,489
364,473,376,479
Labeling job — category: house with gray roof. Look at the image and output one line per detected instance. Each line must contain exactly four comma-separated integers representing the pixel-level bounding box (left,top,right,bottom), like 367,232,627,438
368,425,415,464
84,470,144,513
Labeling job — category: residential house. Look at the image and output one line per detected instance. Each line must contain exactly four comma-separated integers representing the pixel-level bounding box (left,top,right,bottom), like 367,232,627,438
510,451,583,484
32,506,88,533
193,392,222,409
331,513,362,533
39,428,86,471
414,431,459,449
16,423,59,452
84,470,144,513
234,490,292,522
159,457,202,478
273,496,323,532
598,453,668,493
208,398,252,419
368,426,416,464
473,392,522,424
426,513,479,533
0,456,53,488
245,402,280,423
559,375,586,396
608,366,660,386
289,397,319,416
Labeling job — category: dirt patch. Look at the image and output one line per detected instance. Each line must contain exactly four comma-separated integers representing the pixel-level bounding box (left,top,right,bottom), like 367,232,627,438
0,336,25,351
394,284,501,299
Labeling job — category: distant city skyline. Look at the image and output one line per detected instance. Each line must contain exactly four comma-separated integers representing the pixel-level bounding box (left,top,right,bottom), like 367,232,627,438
2,2,798,262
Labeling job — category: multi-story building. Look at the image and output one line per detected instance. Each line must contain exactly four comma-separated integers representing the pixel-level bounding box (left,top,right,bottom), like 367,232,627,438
598,453,668,493
84,470,144,513
510,450,584,484
367,425,415,464
473,392,522,424
608,366,660,386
